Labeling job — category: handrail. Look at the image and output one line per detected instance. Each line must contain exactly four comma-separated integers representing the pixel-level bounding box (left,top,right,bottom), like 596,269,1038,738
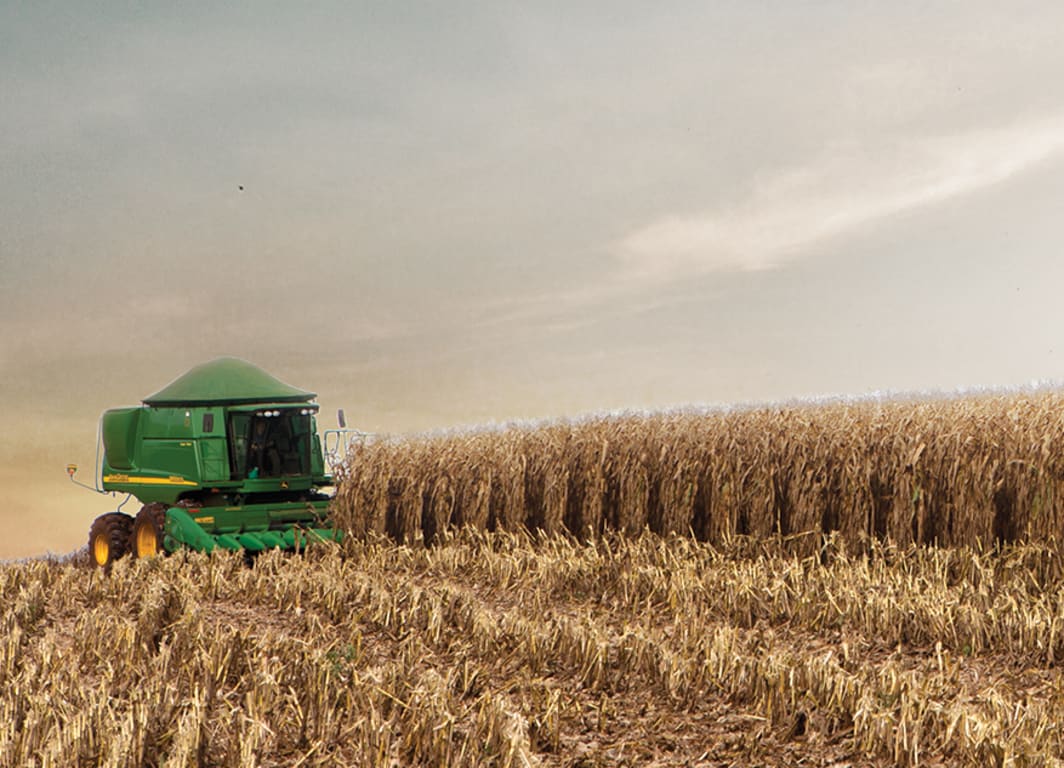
66,416,107,494
66,415,134,512
323,428,374,473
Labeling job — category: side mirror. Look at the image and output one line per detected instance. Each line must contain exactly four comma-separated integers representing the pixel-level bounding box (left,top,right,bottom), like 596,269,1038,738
337,409,347,429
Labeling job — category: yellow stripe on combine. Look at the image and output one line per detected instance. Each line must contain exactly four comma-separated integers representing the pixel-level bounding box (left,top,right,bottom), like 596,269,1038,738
103,474,198,486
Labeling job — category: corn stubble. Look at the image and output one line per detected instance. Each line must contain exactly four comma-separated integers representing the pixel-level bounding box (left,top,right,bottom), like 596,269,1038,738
6,533,1064,765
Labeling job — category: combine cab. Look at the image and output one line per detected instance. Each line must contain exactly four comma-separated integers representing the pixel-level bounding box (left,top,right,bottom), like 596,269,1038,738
75,358,358,567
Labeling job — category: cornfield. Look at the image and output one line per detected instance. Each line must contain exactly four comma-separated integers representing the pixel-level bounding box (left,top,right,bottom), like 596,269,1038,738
14,389,1064,765
333,390,1064,551
9,532,1064,765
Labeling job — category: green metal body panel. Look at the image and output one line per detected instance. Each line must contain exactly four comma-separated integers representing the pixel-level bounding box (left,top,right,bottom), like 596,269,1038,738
97,358,340,553
101,408,141,469
101,405,329,504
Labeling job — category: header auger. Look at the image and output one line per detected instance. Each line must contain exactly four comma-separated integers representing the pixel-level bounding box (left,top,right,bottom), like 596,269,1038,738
73,358,365,567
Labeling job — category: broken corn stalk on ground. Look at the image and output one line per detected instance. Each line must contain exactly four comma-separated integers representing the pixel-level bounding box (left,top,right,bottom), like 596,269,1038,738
8,531,1064,766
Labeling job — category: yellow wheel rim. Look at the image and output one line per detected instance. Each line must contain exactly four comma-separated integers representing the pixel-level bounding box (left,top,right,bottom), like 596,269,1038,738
136,521,159,557
93,535,110,566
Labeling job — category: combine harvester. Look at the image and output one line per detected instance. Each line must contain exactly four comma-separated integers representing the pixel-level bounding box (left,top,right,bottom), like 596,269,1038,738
69,358,366,567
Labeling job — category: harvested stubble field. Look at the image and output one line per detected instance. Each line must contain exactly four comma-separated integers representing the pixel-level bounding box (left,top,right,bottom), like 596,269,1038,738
7,532,1064,766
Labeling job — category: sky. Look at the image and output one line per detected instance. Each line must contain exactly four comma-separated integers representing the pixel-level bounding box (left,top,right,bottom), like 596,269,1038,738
3,2,1064,557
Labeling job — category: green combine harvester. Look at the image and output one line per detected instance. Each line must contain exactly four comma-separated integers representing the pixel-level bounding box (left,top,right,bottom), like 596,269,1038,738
71,358,359,567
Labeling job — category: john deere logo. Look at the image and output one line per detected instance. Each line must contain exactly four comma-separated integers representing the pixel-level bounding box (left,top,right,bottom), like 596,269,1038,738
280,480,289,489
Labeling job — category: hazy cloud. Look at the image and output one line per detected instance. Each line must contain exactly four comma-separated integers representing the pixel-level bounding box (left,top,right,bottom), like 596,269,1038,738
615,115,1064,282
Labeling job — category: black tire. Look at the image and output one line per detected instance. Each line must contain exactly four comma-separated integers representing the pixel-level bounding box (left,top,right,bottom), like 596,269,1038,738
131,503,168,558
89,513,134,568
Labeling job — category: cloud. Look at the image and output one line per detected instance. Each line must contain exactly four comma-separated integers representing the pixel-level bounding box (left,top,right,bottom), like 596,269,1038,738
615,115,1064,282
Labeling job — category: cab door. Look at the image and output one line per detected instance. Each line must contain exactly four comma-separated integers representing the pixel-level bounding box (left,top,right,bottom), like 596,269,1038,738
197,410,230,482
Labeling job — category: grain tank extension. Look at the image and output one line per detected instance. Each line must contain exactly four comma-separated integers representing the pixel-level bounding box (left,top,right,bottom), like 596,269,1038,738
77,358,348,567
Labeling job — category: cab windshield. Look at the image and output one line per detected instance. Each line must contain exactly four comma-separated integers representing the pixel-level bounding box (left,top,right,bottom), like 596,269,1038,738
228,409,313,478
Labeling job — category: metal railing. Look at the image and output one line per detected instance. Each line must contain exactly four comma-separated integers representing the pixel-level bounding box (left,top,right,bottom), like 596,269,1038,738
322,428,375,474
66,417,133,512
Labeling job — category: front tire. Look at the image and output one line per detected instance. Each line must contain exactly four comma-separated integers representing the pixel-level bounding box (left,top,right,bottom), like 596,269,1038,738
132,503,168,558
89,513,134,568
